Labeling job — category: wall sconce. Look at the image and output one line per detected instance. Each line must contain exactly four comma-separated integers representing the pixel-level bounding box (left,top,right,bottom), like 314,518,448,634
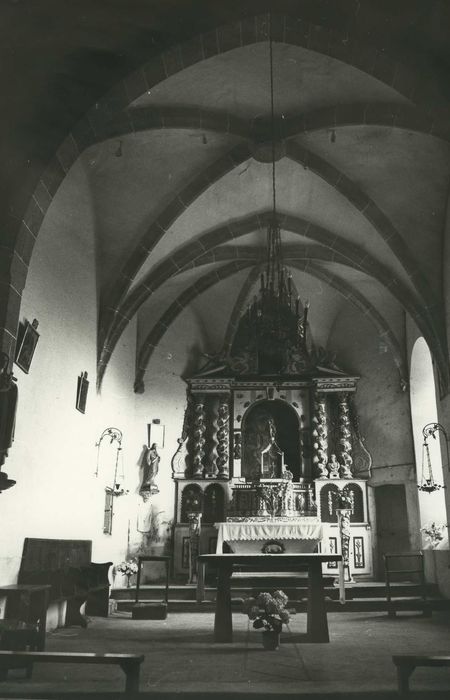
418,422,448,493
95,427,126,495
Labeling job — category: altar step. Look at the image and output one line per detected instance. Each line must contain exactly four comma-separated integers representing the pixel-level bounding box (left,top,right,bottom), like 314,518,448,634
113,596,450,614
111,579,440,601
111,580,450,614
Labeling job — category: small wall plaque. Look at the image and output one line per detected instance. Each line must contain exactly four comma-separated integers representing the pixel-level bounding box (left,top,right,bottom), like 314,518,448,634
15,319,39,374
76,371,89,414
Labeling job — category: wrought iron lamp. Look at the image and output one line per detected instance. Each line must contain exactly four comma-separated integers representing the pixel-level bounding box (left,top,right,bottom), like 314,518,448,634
418,422,448,493
95,427,126,495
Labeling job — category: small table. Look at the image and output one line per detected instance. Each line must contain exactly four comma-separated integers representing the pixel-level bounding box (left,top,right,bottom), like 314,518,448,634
198,553,342,643
0,584,51,651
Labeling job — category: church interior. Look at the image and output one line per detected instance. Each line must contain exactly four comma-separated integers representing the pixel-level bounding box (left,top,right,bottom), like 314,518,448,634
1,0,450,697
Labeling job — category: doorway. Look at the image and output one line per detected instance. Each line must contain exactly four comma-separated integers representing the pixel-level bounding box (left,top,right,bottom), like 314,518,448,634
374,484,410,579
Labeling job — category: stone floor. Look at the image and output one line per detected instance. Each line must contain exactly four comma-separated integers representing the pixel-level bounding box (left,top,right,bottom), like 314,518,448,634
1,610,450,698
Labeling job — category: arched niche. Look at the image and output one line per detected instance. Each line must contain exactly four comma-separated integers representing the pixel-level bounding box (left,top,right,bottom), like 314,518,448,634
241,399,301,481
342,483,364,523
319,483,340,522
203,484,225,524
180,484,203,523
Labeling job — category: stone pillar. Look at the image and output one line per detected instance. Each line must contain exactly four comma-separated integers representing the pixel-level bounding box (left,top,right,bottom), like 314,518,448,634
312,393,328,478
337,508,354,582
187,511,202,584
338,394,353,478
216,396,230,479
192,395,206,478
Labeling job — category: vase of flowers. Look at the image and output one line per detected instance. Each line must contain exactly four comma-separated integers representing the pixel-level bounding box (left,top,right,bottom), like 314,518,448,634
243,590,290,650
116,560,138,587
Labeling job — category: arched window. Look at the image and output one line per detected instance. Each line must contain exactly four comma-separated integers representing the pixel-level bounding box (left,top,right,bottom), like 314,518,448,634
410,337,447,546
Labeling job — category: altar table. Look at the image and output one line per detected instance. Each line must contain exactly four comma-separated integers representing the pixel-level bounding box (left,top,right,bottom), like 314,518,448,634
215,520,323,553
198,553,342,643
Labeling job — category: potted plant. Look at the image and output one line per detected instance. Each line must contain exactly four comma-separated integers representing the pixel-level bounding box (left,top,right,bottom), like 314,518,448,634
243,590,290,650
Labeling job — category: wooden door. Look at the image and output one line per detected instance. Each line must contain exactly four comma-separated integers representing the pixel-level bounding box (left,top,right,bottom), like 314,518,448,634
374,484,410,579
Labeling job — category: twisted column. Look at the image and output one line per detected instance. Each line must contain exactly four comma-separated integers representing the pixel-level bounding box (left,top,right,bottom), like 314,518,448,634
216,397,230,479
192,396,206,478
205,399,219,479
312,393,328,478
338,394,353,478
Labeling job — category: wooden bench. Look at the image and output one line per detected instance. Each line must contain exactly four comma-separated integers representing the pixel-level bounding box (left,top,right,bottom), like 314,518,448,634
0,650,144,694
392,654,450,696
15,538,112,628
0,584,50,651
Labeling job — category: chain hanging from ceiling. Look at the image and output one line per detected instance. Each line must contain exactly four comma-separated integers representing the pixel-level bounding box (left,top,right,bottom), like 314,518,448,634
246,18,309,374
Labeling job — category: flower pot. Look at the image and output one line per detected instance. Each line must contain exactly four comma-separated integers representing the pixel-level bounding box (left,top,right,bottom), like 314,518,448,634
262,630,280,650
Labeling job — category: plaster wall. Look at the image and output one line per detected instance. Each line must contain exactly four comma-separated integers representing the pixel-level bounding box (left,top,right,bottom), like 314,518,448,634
132,305,207,578
0,162,139,602
328,304,420,571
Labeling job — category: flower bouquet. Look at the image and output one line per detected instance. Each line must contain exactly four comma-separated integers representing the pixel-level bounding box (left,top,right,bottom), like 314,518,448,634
115,560,138,586
243,590,290,649
421,522,447,548
336,490,353,510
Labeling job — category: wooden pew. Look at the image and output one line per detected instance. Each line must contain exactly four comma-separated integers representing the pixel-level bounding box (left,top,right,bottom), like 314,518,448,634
392,654,450,696
0,650,144,694
16,538,112,628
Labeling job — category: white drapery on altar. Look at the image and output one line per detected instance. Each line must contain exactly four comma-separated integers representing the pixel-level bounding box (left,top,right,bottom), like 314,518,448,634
215,519,323,553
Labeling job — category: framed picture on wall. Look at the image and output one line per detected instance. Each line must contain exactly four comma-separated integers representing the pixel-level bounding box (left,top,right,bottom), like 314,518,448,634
15,319,40,374
76,371,89,414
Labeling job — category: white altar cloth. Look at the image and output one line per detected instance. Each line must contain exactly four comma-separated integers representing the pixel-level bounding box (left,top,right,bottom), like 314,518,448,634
215,519,323,554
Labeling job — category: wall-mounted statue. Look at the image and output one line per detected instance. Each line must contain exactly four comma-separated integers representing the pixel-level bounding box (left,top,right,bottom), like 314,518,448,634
140,443,160,499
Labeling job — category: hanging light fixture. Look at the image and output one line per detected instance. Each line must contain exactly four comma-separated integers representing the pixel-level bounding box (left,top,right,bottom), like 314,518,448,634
247,18,310,374
418,422,448,493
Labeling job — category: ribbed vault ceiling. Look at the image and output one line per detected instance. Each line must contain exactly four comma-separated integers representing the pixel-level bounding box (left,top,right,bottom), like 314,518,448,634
4,4,449,393
67,27,450,390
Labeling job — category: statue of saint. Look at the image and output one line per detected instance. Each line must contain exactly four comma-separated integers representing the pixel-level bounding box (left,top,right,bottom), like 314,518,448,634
327,454,340,479
340,453,353,478
0,353,18,469
141,443,160,497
